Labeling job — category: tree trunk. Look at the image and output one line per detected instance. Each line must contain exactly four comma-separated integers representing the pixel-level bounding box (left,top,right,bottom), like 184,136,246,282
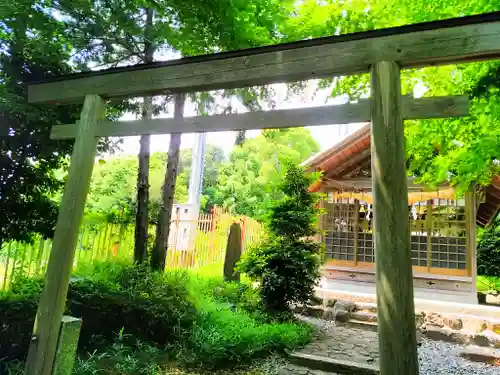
133,7,155,264
150,93,185,271
370,61,419,375
234,130,246,146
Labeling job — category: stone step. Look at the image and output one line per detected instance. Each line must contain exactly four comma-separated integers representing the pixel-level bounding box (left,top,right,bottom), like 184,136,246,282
279,363,340,375
459,345,500,366
289,352,379,375
351,311,377,323
346,319,378,332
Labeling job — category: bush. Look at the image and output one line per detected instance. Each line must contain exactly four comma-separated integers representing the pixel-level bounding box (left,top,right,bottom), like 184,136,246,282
477,215,500,277
239,165,322,313
0,263,197,361
184,302,312,369
179,274,312,368
67,270,197,351
0,262,313,369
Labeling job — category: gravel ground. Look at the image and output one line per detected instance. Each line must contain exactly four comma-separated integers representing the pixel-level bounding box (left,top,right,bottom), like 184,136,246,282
293,316,500,375
418,339,500,375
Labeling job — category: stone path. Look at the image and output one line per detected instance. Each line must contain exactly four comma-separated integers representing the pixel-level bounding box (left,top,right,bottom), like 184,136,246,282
299,323,378,366
280,316,500,375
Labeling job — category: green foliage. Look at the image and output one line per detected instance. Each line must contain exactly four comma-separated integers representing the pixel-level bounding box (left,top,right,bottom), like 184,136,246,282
477,216,500,278
86,129,319,224
215,128,319,218
279,0,500,190
0,262,312,369
239,165,322,313
477,275,500,294
86,146,225,222
180,274,313,369
0,0,77,245
0,262,198,361
0,0,124,245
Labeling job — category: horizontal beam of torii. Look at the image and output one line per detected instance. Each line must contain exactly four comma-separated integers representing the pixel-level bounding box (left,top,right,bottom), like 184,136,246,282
27,11,500,104
51,95,468,139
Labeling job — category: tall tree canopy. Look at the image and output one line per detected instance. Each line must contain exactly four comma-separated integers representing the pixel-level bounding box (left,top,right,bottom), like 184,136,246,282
0,0,79,245
215,128,319,218
280,0,500,191
85,145,225,223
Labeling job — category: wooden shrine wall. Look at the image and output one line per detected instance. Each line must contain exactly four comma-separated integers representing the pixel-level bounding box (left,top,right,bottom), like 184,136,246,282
321,197,469,276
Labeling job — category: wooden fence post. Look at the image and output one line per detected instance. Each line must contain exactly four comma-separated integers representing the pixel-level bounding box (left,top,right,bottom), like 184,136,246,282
426,199,434,271
224,222,242,282
209,205,217,261
52,316,82,375
370,61,418,375
25,94,105,375
240,216,247,251
465,184,477,283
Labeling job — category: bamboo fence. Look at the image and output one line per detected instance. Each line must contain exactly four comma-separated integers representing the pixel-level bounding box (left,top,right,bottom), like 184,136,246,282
0,207,264,291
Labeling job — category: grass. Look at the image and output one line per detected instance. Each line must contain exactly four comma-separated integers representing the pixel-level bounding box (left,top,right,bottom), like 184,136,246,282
2,262,312,374
5,346,286,375
477,275,500,293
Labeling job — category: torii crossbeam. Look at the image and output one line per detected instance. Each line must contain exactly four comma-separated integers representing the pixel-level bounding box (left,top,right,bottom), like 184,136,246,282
24,11,500,375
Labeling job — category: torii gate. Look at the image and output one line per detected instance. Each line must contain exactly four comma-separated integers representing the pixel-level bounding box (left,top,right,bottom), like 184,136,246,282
23,11,500,375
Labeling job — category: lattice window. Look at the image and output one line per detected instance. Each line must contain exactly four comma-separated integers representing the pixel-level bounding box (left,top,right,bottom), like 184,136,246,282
323,193,469,273
357,232,374,263
430,199,467,270
411,235,428,267
323,198,358,262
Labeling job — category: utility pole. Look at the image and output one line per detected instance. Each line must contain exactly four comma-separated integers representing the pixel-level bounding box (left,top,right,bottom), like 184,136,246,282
188,132,206,209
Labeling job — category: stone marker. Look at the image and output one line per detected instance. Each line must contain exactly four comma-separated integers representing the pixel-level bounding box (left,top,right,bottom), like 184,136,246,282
52,316,82,375
224,222,242,282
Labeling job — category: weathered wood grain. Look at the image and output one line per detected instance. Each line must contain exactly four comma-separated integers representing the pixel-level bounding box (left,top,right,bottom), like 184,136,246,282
465,186,477,286
25,95,105,375
28,20,500,104
370,61,419,375
224,222,243,282
402,95,469,119
52,316,82,375
50,95,468,140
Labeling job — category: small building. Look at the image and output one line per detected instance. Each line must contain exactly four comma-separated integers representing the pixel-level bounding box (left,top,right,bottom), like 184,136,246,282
303,124,500,304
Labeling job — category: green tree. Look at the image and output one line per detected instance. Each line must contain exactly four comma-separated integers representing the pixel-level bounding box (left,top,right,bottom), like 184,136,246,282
477,215,500,278
60,0,294,267
0,0,81,246
239,164,322,313
86,153,184,223
280,0,500,190
85,145,225,222
216,128,319,218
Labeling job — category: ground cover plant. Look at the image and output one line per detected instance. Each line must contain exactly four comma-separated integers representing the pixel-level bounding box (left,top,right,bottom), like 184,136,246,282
0,261,313,374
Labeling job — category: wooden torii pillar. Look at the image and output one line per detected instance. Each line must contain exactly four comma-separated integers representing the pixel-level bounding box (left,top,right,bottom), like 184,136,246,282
25,95,106,375
370,61,418,374
24,12,500,375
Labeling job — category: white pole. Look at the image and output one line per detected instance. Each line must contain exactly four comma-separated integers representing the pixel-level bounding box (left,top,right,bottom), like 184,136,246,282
188,132,206,208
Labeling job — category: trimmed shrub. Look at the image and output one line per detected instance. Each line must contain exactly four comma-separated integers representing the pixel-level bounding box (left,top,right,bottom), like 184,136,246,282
239,165,322,313
0,295,37,361
0,263,197,361
477,215,500,277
